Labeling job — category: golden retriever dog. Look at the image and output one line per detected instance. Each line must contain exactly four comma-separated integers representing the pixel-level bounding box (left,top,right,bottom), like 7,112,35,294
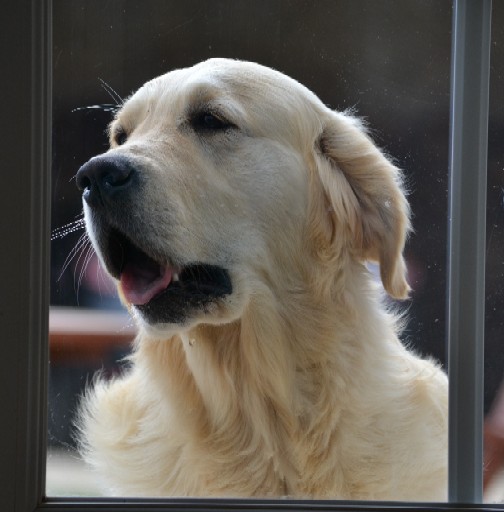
76,58,448,500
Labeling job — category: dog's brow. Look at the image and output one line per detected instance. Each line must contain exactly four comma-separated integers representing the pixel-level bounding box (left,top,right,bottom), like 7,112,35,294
183,84,247,125
185,82,223,104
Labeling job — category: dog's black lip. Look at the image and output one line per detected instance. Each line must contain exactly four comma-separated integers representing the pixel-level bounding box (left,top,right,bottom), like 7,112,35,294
159,264,231,298
135,264,232,324
98,226,232,322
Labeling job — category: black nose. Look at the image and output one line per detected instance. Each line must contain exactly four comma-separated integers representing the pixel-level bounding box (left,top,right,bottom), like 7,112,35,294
76,155,136,207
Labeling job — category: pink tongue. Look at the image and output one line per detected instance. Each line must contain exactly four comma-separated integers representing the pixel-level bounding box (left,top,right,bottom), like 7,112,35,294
120,262,173,306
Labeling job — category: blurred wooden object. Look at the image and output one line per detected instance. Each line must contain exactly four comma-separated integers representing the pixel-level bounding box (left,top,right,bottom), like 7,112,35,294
49,307,136,364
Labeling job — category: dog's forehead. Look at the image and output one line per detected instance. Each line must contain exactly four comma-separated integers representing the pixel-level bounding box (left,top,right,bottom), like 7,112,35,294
116,59,327,146
126,59,321,115
163,59,306,97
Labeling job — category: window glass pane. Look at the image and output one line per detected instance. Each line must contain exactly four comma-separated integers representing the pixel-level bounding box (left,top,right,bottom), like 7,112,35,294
483,1,504,503
48,0,455,501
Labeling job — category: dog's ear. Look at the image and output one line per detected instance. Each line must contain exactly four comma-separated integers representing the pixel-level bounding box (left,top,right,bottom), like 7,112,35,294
312,110,411,299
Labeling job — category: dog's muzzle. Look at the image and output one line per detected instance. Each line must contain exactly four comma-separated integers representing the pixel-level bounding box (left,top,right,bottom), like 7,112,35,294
75,154,232,325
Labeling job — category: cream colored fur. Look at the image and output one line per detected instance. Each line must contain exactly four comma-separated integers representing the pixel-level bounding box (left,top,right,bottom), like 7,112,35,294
78,59,448,500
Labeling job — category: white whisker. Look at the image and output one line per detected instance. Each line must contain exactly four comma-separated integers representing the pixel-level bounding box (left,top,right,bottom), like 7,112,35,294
51,217,86,241
58,233,90,282
72,238,92,299
76,242,96,300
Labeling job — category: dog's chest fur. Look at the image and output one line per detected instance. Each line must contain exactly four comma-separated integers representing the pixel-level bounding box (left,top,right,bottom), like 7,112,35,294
81,295,447,500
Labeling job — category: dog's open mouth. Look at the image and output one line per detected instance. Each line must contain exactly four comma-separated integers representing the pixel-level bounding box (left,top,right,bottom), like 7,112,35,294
103,229,232,323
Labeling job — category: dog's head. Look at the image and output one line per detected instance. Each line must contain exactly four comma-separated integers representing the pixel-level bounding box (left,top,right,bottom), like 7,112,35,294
76,58,410,334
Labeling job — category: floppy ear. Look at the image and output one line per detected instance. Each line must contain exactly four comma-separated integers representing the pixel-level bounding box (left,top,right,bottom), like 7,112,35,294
313,110,411,299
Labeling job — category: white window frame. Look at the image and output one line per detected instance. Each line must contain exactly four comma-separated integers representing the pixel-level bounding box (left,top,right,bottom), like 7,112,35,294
0,0,494,510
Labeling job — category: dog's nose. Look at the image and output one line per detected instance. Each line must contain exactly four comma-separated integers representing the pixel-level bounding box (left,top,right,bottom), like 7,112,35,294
76,155,136,207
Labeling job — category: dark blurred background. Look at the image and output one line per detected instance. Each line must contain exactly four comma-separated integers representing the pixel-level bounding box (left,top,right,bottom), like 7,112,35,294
49,0,504,449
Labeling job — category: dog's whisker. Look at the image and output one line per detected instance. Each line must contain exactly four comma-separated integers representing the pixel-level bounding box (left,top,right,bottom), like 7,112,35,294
71,104,119,113
57,233,91,282
58,232,89,277
76,242,96,299
72,238,93,299
94,256,105,299
51,217,86,241
70,237,90,282
98,78,124,107
71,78,123,114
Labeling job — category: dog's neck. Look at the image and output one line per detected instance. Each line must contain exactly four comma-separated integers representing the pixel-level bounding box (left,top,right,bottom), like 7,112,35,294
134,261,394,492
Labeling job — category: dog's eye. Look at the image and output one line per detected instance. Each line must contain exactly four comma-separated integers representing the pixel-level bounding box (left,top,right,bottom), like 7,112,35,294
191,111,234,132
114,127,128,146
